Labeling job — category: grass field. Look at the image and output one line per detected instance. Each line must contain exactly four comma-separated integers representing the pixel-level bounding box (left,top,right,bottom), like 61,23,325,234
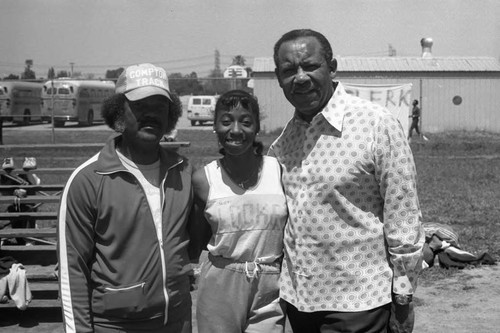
1,129,499,284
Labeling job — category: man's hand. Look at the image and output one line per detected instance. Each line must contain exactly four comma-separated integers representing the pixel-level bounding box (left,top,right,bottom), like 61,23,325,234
388,301,415,333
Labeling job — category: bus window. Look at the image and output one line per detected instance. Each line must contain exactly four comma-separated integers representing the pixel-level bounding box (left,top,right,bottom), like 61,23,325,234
58,88,70,95
16,89,34,98
80,89,90,98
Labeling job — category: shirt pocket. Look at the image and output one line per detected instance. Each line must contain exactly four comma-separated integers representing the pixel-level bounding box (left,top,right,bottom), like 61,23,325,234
92,281,149,319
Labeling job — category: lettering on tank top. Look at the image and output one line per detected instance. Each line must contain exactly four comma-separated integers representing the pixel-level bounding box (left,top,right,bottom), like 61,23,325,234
209,201,286,233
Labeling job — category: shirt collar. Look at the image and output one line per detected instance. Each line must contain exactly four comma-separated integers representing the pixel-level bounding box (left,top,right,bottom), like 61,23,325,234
293,81,348,132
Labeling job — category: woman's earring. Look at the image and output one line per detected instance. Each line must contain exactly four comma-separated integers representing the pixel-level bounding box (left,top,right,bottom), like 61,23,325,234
213,130,216,133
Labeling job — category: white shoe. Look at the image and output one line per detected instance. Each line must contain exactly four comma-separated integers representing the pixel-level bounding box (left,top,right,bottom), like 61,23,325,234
422,135,429,141
2,157,15,171
23,157,37,170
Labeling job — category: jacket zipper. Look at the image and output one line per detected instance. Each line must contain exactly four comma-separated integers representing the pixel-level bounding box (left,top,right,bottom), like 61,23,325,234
99,158,185,324
159,158,184,324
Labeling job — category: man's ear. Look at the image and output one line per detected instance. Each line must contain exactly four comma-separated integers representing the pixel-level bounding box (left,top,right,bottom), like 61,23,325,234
329,58,337,78
275,68,284,88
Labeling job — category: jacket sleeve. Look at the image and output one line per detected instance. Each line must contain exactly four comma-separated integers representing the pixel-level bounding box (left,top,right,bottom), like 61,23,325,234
57,169,97,333
374,113,425,295
187,167,212,263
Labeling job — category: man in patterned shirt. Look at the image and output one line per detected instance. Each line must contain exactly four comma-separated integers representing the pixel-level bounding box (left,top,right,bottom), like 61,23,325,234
269,29,425,333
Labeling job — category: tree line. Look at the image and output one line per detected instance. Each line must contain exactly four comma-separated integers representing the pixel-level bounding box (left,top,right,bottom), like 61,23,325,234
2,54,252,96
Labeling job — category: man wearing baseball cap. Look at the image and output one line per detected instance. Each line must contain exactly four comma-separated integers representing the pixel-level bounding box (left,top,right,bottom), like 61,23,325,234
58,63,196,332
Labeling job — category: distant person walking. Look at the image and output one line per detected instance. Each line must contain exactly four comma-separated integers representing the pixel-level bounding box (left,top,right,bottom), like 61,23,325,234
408,99,427,141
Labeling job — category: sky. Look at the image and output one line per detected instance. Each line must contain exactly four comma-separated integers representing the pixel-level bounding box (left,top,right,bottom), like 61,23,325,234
0,0,499,79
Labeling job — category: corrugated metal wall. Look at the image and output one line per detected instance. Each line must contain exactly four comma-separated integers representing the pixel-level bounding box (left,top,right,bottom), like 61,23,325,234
254,74,500,133
421,77,500,132
253,75,291,133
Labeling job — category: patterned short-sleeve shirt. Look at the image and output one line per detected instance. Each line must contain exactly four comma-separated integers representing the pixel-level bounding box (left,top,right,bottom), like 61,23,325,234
269,82,425,312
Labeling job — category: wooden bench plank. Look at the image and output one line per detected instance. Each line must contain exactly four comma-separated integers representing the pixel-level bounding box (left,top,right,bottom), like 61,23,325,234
24,265,58,280
0,228,56,238
28,273,58,281
0,212,58,220
0,195,60,204
0,298,61,308
0,246,57,265
1,244,56,251
0,168,74,175
0,184,65,191
29,282,59,291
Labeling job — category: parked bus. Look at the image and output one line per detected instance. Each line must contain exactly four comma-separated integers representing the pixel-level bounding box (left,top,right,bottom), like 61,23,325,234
42,79,115,127
0,81,43,125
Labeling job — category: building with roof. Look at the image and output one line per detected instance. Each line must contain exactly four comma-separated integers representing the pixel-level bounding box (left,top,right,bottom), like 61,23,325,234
252,38,500,133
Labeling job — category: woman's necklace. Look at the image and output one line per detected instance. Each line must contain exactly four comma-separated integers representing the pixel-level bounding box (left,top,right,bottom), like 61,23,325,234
220,157,262,189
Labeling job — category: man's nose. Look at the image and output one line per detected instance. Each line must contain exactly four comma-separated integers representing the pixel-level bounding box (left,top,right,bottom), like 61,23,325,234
294,67,309,83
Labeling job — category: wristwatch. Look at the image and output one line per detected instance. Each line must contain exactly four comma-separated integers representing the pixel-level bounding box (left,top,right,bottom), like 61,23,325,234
394,294,413,305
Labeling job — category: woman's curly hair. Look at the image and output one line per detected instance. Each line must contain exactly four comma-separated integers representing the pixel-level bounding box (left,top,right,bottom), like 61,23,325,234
101,92,183,134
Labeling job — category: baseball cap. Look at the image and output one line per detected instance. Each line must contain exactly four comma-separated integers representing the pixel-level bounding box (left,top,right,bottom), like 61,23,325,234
115,63,172,101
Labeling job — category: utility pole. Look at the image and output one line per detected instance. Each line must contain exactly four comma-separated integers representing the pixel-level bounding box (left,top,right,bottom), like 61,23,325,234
70,62,74,78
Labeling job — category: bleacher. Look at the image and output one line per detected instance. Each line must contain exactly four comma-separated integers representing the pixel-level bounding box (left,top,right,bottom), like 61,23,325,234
0,173,63,308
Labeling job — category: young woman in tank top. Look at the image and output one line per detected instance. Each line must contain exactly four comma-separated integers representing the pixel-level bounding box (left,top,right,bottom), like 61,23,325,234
192,90,288,333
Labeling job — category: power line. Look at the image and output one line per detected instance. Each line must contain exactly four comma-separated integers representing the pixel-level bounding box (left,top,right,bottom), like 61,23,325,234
0,53,257,78
0,53,251,69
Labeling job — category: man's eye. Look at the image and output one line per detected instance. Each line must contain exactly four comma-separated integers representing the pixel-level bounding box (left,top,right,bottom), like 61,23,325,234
303,65,319,71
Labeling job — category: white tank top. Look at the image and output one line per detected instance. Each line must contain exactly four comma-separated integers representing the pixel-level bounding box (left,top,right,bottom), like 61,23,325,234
204,156,288,263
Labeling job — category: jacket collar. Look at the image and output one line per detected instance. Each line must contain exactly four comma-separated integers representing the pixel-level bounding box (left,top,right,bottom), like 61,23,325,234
95,134,184,174
293,81,349,132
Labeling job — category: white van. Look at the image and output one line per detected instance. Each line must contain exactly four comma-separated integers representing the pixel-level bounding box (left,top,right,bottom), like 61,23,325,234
186,95,219,126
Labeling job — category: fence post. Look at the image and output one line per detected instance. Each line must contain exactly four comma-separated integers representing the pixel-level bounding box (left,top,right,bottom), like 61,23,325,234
51,80,55,144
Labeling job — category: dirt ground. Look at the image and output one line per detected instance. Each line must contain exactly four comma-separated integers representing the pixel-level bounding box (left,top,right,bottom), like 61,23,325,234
413,264,500,333
1,265,499,333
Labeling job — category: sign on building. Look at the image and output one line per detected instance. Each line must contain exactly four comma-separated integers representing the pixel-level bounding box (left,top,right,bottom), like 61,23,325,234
344,83,412,136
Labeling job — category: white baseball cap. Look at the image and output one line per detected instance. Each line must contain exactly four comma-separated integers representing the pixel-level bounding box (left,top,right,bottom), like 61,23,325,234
115,63,172,101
